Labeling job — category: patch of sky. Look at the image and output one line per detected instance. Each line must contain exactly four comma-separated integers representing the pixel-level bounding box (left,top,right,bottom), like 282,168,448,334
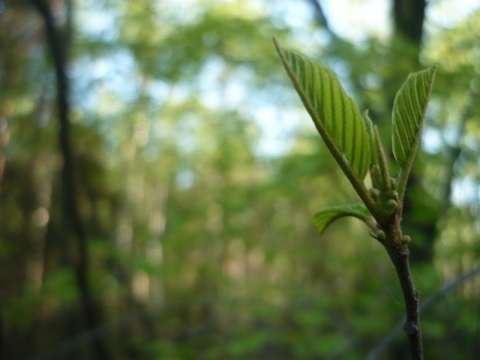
148,79,171,106
71,49,139,115
266,0,331,48
322,0,390,41
157,0,203,25
426,0,480,30
197,56,253,110
360,72,382,90
422,127,443,154
422,98,448,154
464,133,480,152
176,115,198,156
176,167,195,190
253,106,306,156
452,177,480,205
196,55,306,156
443,123,464,147
318,0,479,43
271,0,314,30
77,0,118,41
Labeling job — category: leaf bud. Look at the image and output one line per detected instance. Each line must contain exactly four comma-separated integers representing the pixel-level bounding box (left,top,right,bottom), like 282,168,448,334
389,177,398,189
401,235,411,245
370,165,383,189
384,199,398,214
369,188,381,201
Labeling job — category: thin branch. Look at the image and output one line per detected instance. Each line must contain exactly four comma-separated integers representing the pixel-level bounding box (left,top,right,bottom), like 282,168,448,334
368,265,480,359
304,0,338,39
385,243,423,359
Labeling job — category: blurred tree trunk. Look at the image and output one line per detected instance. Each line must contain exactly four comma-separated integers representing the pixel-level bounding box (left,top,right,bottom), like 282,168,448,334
30,1,111,359
390,0,440,264
0,119,7,194
393,0,426,51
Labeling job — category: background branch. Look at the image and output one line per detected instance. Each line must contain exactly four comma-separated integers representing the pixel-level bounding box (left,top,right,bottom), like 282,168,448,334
304,0,337,38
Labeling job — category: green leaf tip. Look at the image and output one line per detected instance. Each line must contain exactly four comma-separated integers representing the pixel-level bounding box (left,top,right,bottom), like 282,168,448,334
273,39,371,180
392,66,437,168
313,204,373,234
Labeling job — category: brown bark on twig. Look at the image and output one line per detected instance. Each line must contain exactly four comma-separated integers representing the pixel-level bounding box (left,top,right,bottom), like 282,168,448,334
368,266,480,359
385,244,423,360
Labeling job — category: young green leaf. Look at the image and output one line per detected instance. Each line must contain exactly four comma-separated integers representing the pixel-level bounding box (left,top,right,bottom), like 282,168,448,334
313,204,375,234
364,111,378,169
392,66,437,174
273,38,370,180
364,111,391,192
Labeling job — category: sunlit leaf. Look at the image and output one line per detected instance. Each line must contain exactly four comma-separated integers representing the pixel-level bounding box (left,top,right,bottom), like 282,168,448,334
392,66,437,169
274,38,370,179
313,204,373,234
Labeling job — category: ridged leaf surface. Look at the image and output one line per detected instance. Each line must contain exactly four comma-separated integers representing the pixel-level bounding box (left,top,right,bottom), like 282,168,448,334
392,66,437,168
274,39,370,179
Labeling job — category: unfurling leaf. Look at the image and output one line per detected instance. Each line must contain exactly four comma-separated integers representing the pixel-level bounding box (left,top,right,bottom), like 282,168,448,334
392,66,437,169
274,38,370,180
313,204,373,234
364,111,390,191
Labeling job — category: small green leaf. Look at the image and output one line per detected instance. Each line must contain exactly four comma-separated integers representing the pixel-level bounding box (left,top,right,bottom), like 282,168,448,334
274,38,370,180
364,111,378,168
364,111,390,191
392,66,437,169
392,66,437,203
313,204,373,234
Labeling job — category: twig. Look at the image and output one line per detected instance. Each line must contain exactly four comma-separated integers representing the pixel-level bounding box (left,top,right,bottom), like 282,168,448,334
368,265,480,359
386,243,423,360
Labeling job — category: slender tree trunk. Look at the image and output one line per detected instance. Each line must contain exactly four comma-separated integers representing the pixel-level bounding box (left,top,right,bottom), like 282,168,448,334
388,0,442,265
30,1,111,359
393,0,426,47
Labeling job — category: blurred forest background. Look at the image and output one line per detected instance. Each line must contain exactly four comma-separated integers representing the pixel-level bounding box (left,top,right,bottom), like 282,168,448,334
1,0,480,359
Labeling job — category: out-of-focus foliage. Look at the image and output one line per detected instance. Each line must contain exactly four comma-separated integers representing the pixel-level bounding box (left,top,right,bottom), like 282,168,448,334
1,0,479,359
